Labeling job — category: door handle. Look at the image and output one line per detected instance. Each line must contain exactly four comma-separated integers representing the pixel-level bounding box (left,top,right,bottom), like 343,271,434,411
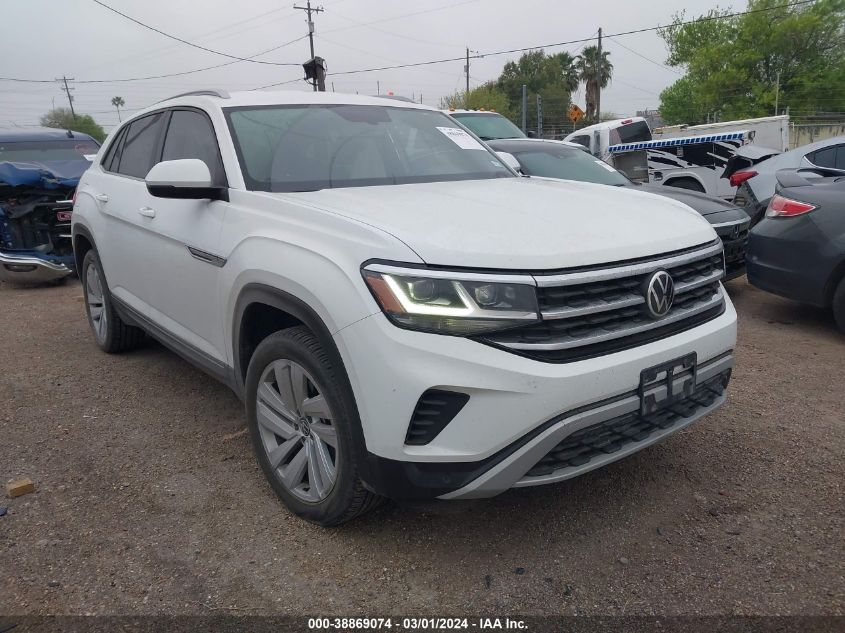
138,206,156,218
95,193,109,203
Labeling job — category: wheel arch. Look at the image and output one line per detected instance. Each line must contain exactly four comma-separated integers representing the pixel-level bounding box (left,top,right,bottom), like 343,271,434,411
71,223,97,275
232,283,373,480
663,174,706,192
824,256,845,307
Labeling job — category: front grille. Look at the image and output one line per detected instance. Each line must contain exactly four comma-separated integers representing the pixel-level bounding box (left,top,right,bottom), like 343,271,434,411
481,241,726,362
716,222,750,278
405,389,470,445
524,369,731,478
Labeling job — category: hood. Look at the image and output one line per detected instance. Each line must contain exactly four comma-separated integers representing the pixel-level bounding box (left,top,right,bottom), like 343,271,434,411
277,177,716,270
636,183,743,218
0,160,89,189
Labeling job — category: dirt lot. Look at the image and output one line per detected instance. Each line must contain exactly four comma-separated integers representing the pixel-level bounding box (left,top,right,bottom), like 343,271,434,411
1,277,843,617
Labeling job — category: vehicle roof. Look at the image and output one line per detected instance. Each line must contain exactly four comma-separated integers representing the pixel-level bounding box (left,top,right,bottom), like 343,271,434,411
444,110,506,116
487,138,588,152
0,127,98,143
153,89,435,112
756,134,845,171
567,117,648,136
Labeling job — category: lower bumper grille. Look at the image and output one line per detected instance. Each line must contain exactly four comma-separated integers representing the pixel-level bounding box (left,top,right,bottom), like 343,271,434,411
717,225,750,279
524,368,731,478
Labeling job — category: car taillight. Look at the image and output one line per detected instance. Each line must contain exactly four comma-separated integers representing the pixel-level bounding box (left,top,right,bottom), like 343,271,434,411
72,189,77,205
729,171,757,187
766,194,817,218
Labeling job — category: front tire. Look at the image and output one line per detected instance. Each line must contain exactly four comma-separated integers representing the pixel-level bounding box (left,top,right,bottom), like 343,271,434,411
81,249,145,353
245,327,382,526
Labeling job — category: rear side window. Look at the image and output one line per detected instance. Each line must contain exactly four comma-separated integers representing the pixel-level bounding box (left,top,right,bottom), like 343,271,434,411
116,113,166,178
161,109,227,186
808,145,845,170
570,135,591,149
102,127,127,172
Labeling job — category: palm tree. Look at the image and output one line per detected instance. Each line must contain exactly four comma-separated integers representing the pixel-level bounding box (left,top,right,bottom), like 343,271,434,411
111,96,125,122
575,46,613,122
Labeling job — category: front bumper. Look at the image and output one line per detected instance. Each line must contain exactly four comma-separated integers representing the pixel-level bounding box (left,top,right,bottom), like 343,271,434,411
712,217,751,280
0,251,73,283
334,293,737,500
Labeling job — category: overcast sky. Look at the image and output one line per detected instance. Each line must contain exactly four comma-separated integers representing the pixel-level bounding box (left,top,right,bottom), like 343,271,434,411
1,0,728,131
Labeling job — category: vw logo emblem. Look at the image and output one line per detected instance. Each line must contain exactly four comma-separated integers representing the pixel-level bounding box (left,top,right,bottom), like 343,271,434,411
643,270,675,319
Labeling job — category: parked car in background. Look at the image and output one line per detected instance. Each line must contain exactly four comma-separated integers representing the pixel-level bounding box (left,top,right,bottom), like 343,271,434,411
0,127,99,283
746,168,845,333
73,90,737,525
488,138,751,279
731,135,845,226
564,117,781,200
444,109,529,140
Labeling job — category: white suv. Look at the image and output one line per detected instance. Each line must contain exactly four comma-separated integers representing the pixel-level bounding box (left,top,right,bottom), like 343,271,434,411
72,90,737,525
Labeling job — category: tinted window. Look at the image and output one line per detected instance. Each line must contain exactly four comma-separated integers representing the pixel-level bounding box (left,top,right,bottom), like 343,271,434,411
511,145,630,186
225,105,513,192
102,127,127,172
809,145,845,169
0,139,99,162
162,110,226,186
116,113,165,178
449,112,526,140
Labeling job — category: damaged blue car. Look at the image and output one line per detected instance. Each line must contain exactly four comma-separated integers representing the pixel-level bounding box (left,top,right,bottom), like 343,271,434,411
0,127,99,283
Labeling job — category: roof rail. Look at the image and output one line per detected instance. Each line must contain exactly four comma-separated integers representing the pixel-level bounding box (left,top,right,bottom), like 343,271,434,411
158,89,231,103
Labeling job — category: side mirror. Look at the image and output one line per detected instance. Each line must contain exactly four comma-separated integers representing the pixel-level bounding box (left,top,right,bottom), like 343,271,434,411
526,130,537,138
145,159,228,201
495,151,523,174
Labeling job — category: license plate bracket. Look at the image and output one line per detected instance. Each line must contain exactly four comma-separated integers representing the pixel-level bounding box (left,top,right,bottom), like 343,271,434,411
638,353,697,416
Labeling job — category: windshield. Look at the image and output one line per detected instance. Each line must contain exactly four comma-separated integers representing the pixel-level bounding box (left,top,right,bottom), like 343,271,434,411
510,144,630,186
0,139,99,163
449,112,526,141
224,105,514,192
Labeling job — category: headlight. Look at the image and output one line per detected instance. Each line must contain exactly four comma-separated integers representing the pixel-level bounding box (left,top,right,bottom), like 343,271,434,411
362,264,539,335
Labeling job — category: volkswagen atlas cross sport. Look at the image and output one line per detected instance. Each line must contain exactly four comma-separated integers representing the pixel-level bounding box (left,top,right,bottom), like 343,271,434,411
72,90,737,526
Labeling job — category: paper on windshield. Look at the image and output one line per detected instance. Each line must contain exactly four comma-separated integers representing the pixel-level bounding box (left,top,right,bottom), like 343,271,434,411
436,127,487,150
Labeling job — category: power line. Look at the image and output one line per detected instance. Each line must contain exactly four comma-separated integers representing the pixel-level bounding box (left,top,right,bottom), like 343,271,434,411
606,37,683,75
89,0,300,66
260,0,817,86
1,0,820,89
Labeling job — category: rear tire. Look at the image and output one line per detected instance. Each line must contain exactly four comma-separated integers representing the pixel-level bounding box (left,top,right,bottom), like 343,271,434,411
833,277,845,334
245,326,382,526
665,178,705,193
81,249,145,353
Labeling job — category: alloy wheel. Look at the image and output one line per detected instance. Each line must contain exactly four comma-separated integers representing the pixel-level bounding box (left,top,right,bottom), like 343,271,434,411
255,359,338,502
85,264,108,343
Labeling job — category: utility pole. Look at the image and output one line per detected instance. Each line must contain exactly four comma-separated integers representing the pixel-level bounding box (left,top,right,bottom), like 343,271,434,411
595,27,602,122
294,0,324,91
56,76,76,121
521,84,527,133
774,70,780,115
465,47,470,95
536,94,543,138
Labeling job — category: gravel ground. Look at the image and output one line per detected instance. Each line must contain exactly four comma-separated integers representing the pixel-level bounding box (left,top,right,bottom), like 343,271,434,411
1,277,843,617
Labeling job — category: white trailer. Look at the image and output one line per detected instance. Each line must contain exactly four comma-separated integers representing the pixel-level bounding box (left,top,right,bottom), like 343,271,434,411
608,130,756,199
653,115,790,152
